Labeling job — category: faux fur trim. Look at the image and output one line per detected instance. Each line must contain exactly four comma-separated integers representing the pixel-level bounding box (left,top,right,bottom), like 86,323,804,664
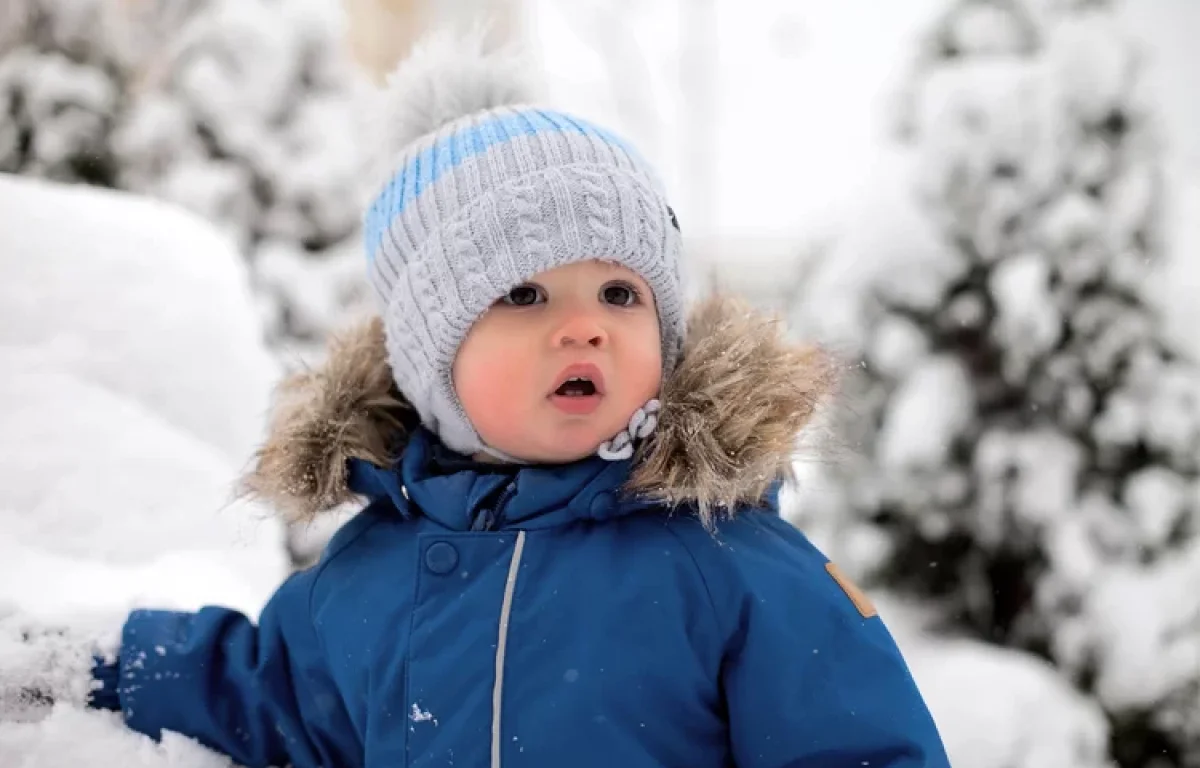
240,318,410,522
242,296,837,525
626,297,837,528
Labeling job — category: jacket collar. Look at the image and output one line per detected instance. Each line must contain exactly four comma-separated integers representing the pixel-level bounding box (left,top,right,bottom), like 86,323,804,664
242,295,837,530
347,428,641,531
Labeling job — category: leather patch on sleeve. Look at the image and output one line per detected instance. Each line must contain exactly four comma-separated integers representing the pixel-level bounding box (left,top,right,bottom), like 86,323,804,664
825,562,878,618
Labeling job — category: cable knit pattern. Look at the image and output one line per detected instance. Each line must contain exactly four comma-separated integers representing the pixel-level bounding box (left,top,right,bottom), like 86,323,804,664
444,216,492,324
577,167,615,257
364,105,685,457
512,181,553,273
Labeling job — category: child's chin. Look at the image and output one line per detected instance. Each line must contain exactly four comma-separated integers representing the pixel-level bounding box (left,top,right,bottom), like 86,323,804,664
537,442,601,464
527,433,607,464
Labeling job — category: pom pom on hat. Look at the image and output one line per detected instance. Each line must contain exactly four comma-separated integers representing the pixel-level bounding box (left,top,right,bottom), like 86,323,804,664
368,26,540,180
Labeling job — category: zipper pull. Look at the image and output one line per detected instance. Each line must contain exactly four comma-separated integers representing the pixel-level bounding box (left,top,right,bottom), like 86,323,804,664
492,482,517,528
471,482,517,532
471,508,495,531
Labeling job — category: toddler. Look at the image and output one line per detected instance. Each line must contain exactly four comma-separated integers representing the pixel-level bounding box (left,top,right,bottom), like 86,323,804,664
11,33,951,768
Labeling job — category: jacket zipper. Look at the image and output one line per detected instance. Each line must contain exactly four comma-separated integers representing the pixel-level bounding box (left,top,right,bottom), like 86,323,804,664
489,482,517,530
491,529,526,768
472,481,516,532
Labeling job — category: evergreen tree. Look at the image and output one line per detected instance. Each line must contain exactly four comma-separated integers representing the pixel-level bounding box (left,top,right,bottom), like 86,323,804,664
832,1,1200,765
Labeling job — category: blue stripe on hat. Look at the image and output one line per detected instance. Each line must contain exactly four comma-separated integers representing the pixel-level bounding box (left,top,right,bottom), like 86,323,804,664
363,109,638,264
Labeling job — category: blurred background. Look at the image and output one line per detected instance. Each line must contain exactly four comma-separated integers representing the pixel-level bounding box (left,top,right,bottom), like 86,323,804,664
1,0,1198,766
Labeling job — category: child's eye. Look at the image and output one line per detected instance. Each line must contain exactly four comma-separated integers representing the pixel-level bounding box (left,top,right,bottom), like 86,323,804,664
601,281,640,307
500,283,546,306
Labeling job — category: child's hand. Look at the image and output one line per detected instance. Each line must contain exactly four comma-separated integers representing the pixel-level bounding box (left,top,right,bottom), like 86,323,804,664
0,604,119,721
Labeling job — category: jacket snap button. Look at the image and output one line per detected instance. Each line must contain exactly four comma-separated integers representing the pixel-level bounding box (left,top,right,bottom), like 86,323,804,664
424,542,459,575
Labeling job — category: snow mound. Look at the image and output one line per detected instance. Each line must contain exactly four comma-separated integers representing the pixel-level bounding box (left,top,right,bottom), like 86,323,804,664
0,177,286,766
0,174,288,614
0,174,278,463
0,174,288,607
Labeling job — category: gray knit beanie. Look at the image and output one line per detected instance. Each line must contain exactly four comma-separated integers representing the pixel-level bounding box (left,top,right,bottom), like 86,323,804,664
363,32,686,459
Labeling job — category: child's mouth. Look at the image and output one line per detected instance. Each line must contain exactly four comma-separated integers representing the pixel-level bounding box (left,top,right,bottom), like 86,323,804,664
555,378,597,397
549,365,605,415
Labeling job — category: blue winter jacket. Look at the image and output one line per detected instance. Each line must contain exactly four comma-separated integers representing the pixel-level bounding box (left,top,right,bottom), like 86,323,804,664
92,299,950,768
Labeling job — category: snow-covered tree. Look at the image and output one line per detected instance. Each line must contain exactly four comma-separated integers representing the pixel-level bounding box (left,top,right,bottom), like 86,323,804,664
0,0,370,348
0,0,130,185
828,1,1200,765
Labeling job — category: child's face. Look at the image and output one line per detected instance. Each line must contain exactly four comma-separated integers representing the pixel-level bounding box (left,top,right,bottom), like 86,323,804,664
453,260,663,463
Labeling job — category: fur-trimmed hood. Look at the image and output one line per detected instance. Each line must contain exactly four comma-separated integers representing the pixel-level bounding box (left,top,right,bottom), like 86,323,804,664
242,296,836,526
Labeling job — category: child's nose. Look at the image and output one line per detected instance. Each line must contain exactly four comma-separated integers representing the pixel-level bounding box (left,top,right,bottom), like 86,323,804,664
554,310,609,349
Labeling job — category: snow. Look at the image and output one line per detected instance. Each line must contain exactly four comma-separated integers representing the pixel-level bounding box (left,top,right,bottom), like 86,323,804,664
909,57,1066,261
0,176,287,766
990,254,1062,379
877,357,974,472
1076,543,1200,715
974,429,1083,543
0,706,237,768
0,175,278,463
0,50,116,172
254,239,374,359
907,638,1112,768
0,608,120,724
2,0,369,351
872,595,1112,768
0,173,289,606
1046,10,1136,124
1123,468,1188,550
409,703,437,725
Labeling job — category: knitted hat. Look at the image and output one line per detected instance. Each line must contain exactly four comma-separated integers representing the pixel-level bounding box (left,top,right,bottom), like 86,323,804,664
363,32,686,459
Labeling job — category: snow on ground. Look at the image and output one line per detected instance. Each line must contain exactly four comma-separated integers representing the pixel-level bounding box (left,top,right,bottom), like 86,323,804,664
0,175,279,463
0,706,237,768
0,175,287,766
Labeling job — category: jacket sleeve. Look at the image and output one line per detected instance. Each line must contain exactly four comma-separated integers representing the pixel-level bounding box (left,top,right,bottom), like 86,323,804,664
102,569,359,768
699,513,951,768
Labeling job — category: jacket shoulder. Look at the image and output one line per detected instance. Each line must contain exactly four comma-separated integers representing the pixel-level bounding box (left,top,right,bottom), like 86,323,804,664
315,498,393,565
306,498,415,595
672,511,951,766
667,509,880,637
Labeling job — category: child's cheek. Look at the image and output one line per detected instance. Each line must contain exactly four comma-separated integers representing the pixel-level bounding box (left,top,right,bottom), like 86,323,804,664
454,343,528,444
